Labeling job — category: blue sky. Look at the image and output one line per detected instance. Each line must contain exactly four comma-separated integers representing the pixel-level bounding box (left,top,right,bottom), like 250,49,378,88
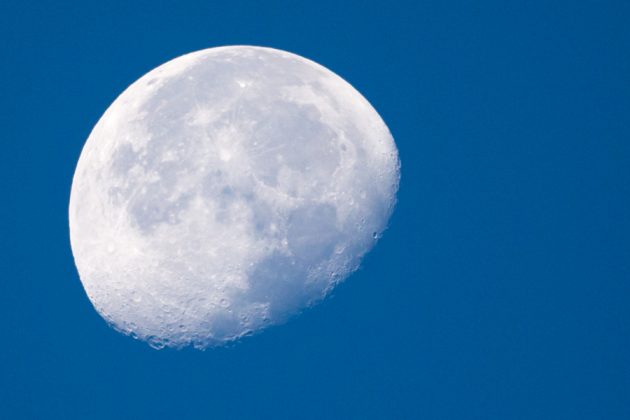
1,1,629,419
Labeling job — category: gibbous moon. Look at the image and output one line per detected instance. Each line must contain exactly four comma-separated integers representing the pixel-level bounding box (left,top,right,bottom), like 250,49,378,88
69,46,400,349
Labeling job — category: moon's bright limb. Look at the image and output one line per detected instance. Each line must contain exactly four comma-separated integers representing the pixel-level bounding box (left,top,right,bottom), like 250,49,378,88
69,46,400,349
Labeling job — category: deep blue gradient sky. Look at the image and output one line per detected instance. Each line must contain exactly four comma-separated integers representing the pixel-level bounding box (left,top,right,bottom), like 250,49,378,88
1,1,629,419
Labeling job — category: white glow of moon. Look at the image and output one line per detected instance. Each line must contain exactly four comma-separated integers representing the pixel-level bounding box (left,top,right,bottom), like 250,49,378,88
69,46,400,349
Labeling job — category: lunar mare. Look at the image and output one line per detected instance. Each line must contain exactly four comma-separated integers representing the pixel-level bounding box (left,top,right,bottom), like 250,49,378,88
69,46,399,349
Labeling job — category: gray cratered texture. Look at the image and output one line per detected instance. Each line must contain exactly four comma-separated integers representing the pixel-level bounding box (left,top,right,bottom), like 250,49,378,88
69,46,400,349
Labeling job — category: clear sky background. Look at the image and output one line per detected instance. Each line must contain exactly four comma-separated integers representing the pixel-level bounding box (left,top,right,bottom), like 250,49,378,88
1,1,629,419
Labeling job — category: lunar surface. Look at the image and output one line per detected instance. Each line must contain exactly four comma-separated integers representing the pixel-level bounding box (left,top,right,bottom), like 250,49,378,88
69,46,400,349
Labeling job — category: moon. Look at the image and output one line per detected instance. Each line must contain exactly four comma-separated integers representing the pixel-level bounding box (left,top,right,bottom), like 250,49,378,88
69,46,400,349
